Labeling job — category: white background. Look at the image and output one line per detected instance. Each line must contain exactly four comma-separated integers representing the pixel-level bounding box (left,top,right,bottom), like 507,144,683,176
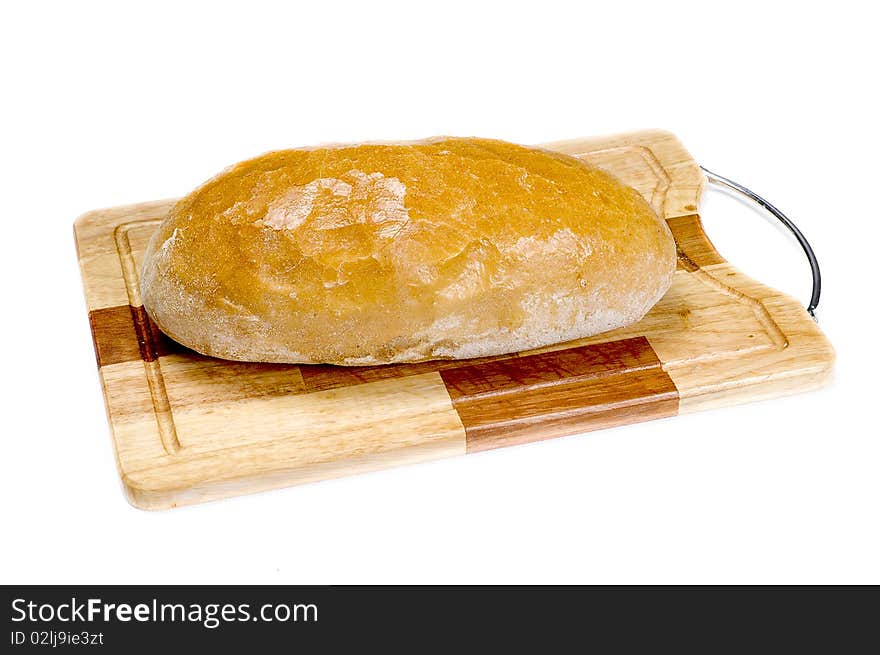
1,1,877,584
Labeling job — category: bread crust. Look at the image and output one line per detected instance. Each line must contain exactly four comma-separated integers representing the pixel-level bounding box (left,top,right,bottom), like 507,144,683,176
140,137,676,365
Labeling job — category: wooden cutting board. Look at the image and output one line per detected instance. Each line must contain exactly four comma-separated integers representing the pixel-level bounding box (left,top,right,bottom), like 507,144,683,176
74,130,834,509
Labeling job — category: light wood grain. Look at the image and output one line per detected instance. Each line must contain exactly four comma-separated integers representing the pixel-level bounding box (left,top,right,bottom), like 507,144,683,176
74,129,835,509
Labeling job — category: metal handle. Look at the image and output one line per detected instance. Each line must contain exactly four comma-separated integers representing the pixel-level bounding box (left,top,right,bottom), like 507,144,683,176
700,166,821,319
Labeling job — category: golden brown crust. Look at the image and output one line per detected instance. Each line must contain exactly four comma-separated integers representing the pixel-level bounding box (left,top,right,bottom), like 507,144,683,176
140,137,676,364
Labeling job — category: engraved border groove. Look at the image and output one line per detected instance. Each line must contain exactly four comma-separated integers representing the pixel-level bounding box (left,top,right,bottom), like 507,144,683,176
113,221,181,454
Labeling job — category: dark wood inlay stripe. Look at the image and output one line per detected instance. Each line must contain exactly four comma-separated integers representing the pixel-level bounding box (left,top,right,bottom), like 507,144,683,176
440,337,679,453
88,304,185,367
442,338,662,401
88,305,144,367
667,214,724,269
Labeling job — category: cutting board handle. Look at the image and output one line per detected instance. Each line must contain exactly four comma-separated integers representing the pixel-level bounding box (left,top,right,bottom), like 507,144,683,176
700,167,822,319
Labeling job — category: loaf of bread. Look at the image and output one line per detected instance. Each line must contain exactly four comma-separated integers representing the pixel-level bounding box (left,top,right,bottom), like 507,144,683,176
140,137,676,365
